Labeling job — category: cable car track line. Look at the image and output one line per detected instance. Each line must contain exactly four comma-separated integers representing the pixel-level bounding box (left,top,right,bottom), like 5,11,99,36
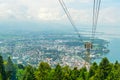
58,0,83,42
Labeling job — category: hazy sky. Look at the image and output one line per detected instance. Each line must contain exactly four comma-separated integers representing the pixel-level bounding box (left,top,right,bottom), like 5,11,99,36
0,0,120,34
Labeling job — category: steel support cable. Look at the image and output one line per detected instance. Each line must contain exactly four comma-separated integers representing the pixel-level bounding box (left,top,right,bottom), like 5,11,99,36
61,0,78,35
92,0,99,42
58,0,83,42
91,0,101,42
93,0,101,39
58,0,86,66
61,0,77,32
93,0,101,38
91,0,96,41
60,0,83,42
92,0,98,41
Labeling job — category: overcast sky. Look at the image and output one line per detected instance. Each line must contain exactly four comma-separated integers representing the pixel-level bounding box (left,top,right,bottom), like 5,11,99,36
0,0,120,34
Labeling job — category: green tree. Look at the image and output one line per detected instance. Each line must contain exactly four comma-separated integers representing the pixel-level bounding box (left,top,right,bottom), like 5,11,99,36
107,61,120,80
88,62,98,79
38,62,51,72
78,67,87,80
17,69,25,80
114,60,119,69
93,57,112,80
35,62,51,80
70,67,80,80
62,66,71,80
5,56,17,80
53,64,63,80
17,64,25,80
0,74,2,80
23,65,35,80
0,55,6,80
18,64,24,69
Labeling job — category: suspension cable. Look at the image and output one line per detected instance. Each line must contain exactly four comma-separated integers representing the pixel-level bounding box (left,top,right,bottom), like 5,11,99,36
58,0,101,43
58,0,83,42
91,0,101,42
94,0,101,37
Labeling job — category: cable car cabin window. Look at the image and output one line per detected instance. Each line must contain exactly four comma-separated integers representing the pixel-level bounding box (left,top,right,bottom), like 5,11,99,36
84,42,92,49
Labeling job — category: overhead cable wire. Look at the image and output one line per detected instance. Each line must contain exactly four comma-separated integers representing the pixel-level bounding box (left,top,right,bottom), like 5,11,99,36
91,0,101,42
91,0,96,41
58,0,83,42
92,0,98,41
94,0,101,35
92,0,99,41
93,0,101,38
94,0,101,39
59,0,82,41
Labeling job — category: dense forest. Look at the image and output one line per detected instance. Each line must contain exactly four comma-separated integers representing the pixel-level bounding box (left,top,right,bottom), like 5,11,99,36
0,55,120,80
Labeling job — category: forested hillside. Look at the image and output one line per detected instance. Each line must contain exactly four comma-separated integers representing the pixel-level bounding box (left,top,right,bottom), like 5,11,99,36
0,55,120,80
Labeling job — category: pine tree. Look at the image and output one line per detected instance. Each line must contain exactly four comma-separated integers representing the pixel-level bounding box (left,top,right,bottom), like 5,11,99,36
88,62,98,79
38,62,51,72
53,64,63,80
35,62,51,80
62,66,71,80
107,61,120,80
0,55,6,80
6,56,17,80
93,57,112,80
23,65,35,80
114,60,119,69
78,67,87,80
70,67,80,80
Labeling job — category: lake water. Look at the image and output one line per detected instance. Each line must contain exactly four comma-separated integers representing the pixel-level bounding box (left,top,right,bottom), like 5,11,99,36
96,38,120,63
106,38,120,62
